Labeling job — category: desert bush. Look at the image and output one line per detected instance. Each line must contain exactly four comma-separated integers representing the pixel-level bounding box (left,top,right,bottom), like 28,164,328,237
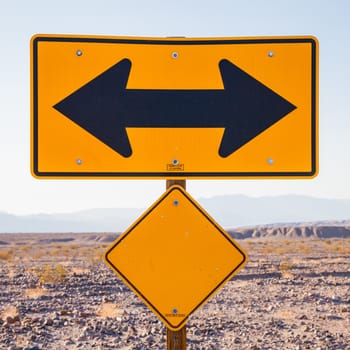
297,242,311,254
0,250,10,261
87,246,105,266
33,263,68,284
275,247,291,254
279,261,293,271
32,251,44,260
19,245,31,253
331,244,350,254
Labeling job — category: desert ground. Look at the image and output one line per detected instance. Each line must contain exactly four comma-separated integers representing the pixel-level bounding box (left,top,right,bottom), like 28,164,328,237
0,232,349,350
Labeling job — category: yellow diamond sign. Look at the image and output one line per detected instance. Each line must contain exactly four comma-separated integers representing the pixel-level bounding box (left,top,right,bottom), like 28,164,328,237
104,185,247,330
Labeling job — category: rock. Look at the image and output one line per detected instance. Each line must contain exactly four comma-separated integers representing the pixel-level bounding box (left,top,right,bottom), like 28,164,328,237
44,318,53,326
331,294,341,302
326,314,343,320
64,339,75,346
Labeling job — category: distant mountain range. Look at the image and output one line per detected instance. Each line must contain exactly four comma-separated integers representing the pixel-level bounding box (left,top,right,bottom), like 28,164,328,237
0,194,349,233
228,224,350,240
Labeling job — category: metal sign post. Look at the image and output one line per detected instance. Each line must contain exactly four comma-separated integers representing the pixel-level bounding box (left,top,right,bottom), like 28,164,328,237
166,179,186,350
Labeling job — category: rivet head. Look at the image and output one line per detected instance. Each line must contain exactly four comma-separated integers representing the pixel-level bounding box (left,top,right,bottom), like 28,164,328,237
173,200,179,206
268,51,274,57
267,158,274,165
76,158,83,165
76,50,83,56
172,308,178,315
171,52,179,59
172,159,179,165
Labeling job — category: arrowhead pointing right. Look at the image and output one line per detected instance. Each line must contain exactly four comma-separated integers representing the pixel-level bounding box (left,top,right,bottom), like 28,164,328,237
218,59,297,157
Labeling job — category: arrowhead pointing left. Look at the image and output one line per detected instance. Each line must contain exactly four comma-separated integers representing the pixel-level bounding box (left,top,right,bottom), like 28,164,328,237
53,59,133,157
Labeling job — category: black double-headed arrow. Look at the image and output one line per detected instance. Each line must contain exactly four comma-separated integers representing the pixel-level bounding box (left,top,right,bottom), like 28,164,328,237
54,58,296,158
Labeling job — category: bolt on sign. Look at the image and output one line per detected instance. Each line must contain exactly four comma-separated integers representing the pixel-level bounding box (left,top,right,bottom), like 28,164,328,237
31,35,318,179
104,185,247,330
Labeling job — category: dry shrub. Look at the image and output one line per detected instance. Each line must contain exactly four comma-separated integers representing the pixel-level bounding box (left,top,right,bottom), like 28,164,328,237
261,245,274,254
19,245,31,252
297,242,311,254
275,247,292,254
279,260,294,279
279,261,293,271
33,263,68,284
332,244,350,254
87,247,105,266
32,251,44,260
0,250,11,261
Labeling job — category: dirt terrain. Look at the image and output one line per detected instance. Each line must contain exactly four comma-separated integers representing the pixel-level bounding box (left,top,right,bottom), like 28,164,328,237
0,232,349,349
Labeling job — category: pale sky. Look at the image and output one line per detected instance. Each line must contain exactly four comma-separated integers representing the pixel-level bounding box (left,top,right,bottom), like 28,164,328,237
0,0,349,215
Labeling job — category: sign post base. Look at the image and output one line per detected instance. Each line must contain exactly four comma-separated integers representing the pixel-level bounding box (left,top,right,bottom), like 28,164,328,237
167,326,186,350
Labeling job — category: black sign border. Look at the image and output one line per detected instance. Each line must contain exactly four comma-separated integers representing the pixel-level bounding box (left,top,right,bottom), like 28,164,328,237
31,36,317,178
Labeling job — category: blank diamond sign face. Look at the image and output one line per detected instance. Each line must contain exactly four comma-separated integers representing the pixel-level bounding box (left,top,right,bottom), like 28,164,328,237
104,185,247,330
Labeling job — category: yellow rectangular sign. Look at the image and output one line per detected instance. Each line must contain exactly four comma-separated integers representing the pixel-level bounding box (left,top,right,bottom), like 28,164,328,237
31,35,318,178
104,185,247,330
